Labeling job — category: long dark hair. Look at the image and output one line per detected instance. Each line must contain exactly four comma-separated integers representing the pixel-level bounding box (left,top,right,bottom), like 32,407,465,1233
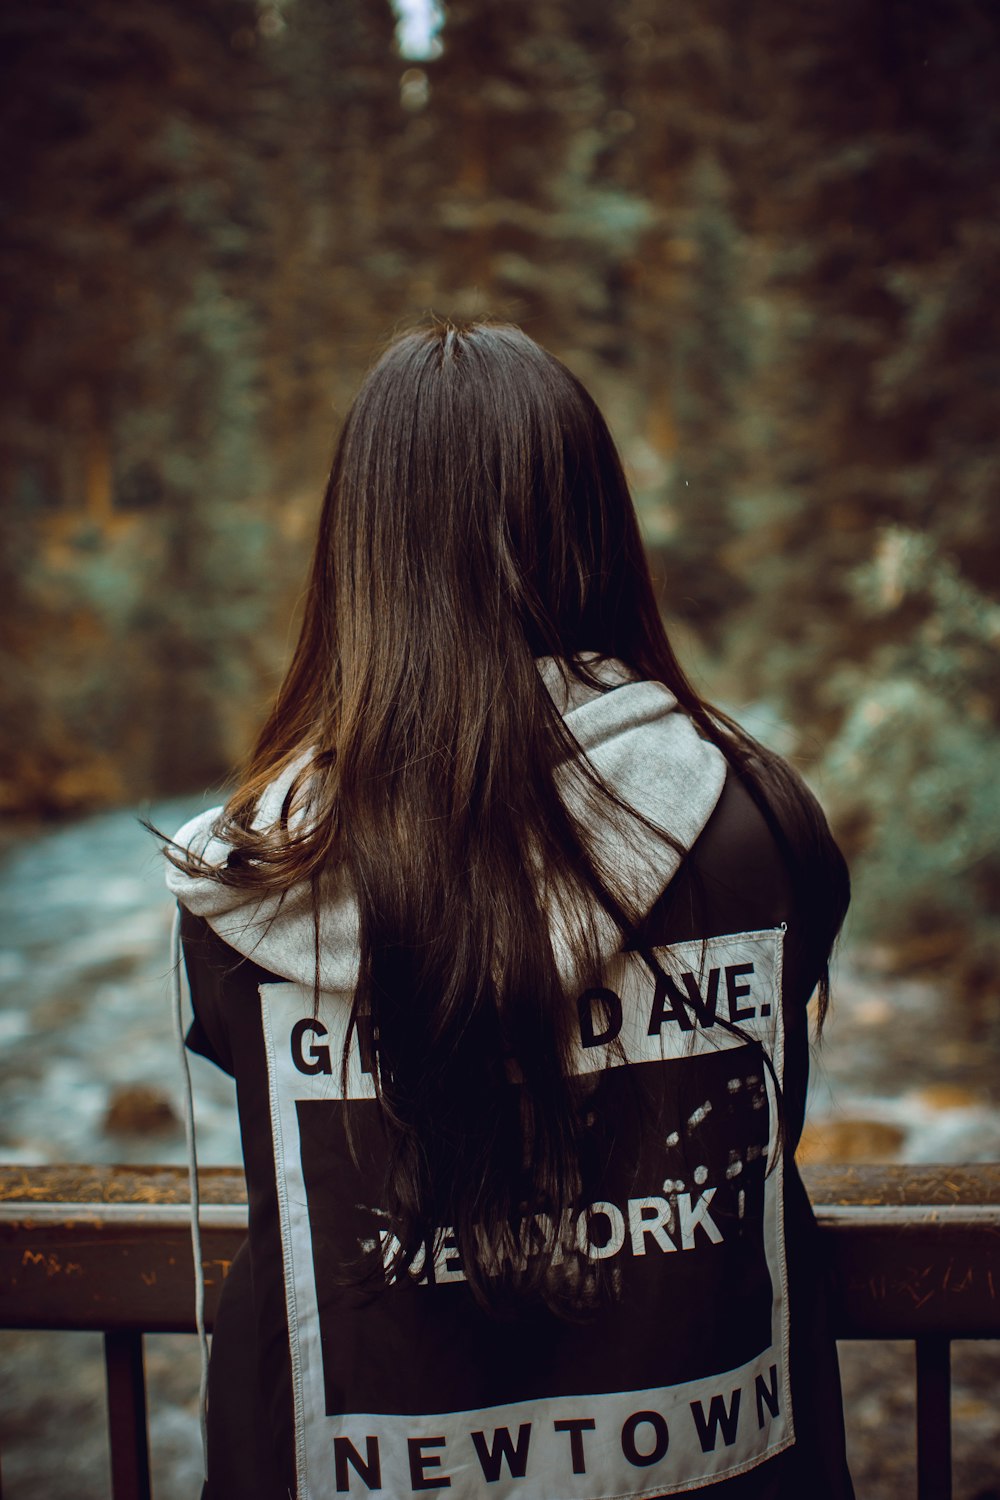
171,322,848,1306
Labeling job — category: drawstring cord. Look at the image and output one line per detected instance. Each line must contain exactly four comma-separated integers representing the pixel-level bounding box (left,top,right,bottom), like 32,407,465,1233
171,903,210,1475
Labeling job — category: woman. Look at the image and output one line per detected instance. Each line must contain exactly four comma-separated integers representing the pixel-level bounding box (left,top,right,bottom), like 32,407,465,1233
165,322,853,1499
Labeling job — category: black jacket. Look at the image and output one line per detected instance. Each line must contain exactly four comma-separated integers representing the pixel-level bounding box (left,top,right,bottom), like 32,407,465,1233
181,769,854,1500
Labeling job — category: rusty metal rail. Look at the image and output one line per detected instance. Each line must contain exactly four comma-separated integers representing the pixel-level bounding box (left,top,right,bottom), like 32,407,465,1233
1,1162,998,1498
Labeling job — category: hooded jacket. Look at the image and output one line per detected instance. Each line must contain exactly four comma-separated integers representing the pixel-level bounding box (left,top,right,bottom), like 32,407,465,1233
167,661,853,1500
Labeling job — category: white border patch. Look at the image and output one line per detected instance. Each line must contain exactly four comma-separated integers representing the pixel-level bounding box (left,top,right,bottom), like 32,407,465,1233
261,928,790,1499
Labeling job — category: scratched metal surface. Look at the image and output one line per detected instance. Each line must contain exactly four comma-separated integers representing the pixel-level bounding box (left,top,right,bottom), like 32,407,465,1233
2,1162,998,1337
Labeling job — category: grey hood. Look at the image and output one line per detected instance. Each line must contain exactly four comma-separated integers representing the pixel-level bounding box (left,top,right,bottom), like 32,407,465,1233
164,658,726,991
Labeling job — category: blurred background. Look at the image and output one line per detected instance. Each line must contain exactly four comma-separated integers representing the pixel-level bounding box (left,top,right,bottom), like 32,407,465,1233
1,1,999,1496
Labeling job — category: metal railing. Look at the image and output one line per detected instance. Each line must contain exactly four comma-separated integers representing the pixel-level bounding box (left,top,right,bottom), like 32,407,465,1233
1,1162,998,1500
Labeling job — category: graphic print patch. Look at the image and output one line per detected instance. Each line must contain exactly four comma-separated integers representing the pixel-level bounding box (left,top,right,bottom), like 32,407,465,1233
261,929,790,1499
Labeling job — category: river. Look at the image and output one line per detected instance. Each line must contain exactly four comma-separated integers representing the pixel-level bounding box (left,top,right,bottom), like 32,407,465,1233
0,800,997,1497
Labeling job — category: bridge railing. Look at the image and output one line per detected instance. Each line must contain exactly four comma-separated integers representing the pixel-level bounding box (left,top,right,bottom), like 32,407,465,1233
1,1162,998,1500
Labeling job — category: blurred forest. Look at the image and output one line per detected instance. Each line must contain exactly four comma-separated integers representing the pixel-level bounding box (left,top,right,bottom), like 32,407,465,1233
1,0,999,993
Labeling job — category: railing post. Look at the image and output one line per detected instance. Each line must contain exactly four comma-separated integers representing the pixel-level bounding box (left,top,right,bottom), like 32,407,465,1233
915,1334,952,1500
104,1329,152,1500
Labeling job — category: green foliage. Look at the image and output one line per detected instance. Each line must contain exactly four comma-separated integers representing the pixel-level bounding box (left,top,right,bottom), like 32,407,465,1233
1,0,998,987
819,534,1000,962
824,672,1000,993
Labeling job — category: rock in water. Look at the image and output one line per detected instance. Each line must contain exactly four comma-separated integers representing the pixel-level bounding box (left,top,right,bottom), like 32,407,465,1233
103,1083,180,1136
796,1117,906,1163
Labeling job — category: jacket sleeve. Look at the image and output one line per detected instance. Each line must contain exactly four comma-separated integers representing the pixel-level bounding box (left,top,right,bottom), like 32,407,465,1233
637,766,841,1151
178,903,237,1077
